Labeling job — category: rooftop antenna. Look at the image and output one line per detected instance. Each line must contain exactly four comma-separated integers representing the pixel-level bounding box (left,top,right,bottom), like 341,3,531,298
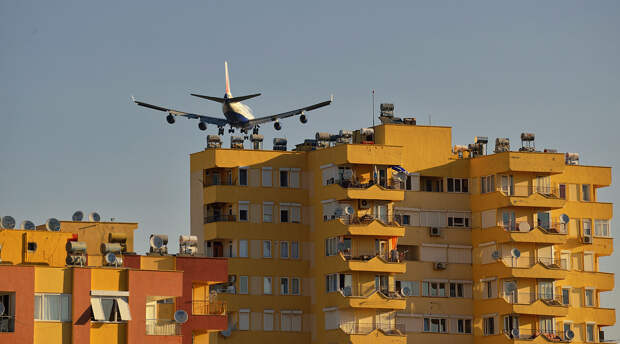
372,90,375,127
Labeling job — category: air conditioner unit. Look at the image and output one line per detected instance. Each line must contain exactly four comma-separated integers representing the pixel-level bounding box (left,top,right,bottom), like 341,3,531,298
582,236,592,244
429,227,441,237
433,262,447,270
359,199,370,209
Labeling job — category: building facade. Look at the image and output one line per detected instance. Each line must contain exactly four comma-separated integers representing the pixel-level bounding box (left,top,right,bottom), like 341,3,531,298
0,220,228,344
190,122,614,343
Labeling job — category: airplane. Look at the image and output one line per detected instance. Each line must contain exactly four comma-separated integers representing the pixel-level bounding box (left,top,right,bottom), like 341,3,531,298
132,61,333,136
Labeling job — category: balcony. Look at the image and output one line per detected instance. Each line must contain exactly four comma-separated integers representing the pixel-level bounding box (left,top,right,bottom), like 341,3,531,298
328,252,406,274
204,214,236,224
145,319,181,336
500,292,568,317
501,329,570,343
322,182,404,202
325,321,406,344
478,257,567,280
192,300,227,316
327,289,406,310
474,222,568,246
321,216,405,238
473,186,566,211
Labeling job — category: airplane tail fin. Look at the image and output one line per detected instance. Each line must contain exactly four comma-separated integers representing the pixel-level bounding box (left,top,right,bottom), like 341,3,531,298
191,93,261,103
225,61,231,95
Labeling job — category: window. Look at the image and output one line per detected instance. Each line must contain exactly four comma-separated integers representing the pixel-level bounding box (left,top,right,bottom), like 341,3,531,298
503,211,516,231
263,309,273,331
280,277,289,295
423,317,447,333
238,202,249,222
290,169,300,188
448,215,470,228
481,175,495,194
280,206,289,223
239,168,248,186
586,323,595,342
326,274,338,293
281,311,302,332
595,220,610,237
486,280,494,298
400,214,410,225
585,289,595,307
90,296,130,322
396,280,419,296
562,288,570,305
325,237,338,256
280,170,289,187
450,282,464,298
421,281,446,297
263,277,272,294
280,241,289,259
291,241,299,259
34,294,71,322
291,278,300,295
456,319,472,334
238,310,250,330
239,240,248,258
291,205,301,223
559,184,566,199
262,167,272,187
0,292,15,332
263,203,273,223
239,276,249,294
447,178,469,193
483,316,495,335
263,241,272,258
583,219,593,237
582,184,591,201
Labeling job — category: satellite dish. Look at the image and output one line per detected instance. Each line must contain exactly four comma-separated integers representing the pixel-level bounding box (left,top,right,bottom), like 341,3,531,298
343,169,354,180
21,220,35,230
343,205,355,216
1,216,16,229
46,218,61,231
89,212,101,222
72,210,84,221
0,302,5,315
511,248,521,258
174,310,188,324
491,250,501,260
505,282,517,293
150,235,169,249
560,214,570,224
518,222,531,232
511,328,520,338
104,252,117,265
565,329,575,340
402,286,412,296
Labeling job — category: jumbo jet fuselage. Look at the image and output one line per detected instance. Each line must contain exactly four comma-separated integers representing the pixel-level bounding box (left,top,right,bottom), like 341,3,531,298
221,93,255,127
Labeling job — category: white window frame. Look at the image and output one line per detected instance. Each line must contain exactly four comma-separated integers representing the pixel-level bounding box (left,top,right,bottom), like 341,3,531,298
238,167,248,186
595,219,610,237
238,309,250,330
279,168,289,187
34,293,72,322
263,310,274,331
263,202,273,223
280,241,289,259
262,167,272,187
263,240,272,258
291,278,300,295
239,239,248,258
290,169,300,188
291,241,300,259
263,277,273,295
238,202,249,222
280,277,289,295
239,276,249,294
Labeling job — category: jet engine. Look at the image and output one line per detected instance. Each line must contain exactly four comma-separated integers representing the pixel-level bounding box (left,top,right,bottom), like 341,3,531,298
274,121,282,130
300,114,308,124
198,122,207,131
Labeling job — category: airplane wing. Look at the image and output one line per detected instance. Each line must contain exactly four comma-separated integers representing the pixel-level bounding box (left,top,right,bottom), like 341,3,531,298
248,95,334,126
132,97,228,126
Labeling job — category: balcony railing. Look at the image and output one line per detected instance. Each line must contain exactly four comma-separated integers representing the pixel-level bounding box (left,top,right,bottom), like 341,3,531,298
145,319,181,336
502,221,567,234
341,250,401,263
502,292,565,306
338,288,404,300
328,214,402,227
204,214,237,224
499,256,568,269
336,178,403,190
0,315,15,332
192,300,227,315
340,321,406,335
503,329,569,342
496,185,560,198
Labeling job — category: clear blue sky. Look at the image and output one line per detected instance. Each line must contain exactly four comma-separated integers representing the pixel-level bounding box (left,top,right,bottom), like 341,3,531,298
1,0,618,336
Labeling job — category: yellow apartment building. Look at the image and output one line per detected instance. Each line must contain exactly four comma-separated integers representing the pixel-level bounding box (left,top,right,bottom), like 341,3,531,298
191,119,614,344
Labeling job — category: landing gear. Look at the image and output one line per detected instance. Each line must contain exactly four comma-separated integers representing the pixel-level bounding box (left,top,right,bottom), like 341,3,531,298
241,128,248,135
252,126,259,135
218,126,224,135
228,127,234,134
